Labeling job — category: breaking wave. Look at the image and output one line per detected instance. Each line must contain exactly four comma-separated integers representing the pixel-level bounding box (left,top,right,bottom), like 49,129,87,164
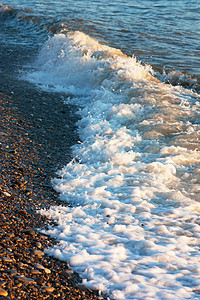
25,31,200,299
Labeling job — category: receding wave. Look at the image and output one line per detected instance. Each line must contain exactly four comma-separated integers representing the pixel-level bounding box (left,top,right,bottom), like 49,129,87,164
23,31,200,299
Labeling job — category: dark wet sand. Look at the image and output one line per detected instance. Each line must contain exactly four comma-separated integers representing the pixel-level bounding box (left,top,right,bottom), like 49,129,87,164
0,91,106,300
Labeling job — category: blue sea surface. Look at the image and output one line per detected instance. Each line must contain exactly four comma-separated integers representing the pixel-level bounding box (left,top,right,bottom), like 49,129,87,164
2,0,200,79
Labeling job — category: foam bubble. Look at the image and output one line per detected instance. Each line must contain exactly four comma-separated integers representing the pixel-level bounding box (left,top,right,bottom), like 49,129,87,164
26,31,200,299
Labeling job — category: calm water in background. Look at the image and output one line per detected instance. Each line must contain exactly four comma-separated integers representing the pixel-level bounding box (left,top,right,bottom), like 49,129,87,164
1,0,200,84
1,1,200,299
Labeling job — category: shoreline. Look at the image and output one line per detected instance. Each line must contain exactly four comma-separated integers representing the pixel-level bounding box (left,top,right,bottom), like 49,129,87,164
0,92,105,299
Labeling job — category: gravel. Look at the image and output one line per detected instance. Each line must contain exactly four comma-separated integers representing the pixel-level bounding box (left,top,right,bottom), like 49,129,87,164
0,92,106,300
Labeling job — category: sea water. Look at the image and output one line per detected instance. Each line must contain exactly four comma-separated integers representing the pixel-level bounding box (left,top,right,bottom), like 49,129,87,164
0,1,200,299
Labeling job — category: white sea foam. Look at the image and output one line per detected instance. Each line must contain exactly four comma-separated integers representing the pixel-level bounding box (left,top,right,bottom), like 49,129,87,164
26,31,200,299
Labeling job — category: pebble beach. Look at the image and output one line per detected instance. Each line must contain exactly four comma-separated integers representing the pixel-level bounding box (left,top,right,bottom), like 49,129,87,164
0,92,105,299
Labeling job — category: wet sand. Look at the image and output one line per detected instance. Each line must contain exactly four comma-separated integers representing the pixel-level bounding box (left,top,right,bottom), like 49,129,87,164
0,91,105,300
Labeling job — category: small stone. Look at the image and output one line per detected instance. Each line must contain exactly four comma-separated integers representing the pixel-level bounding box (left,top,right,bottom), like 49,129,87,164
34,263,44,270
33,263,51,274
8,269,17,275
77,285,92,293
36,242,42,249
7,233,15,238
8,149,17,154
13,275,37,285
0,287,8,296
17,282,22,288
60,270,73,278
2,257,13,263
44,268,51,274
30,269,41,275
2,191,11,197
25,229,36,237
42,286,55,293
35,278,43,285
33,250,44,257
16,238,23,243
0,131,7,136
39,235,48,240
18,210,27,216
0,280,6,287
0,214,6,220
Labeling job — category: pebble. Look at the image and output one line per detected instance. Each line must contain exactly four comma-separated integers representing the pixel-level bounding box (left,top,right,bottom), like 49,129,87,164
8,269,17,275
0,214,6,221
60,270,73,278
25,229,36,237
30,269,41,275
36,242,42,249
0,287,8,297
7,232,15,238
2,191,11,197
34,263,51,274
34,263,44,269
13,275,37,285
2,257,13,263
33,250,44,257
77,285,93,293
39,235,48,240
7,248,13,252
18,210,27,216
42,286,55,293
44,268,51,274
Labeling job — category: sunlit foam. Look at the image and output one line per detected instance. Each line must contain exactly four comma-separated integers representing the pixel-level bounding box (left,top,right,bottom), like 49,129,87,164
24,31,200,299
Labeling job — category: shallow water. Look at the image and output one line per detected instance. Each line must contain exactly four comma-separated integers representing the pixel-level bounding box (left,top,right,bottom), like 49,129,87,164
2,0,200,83
1,2,200,299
